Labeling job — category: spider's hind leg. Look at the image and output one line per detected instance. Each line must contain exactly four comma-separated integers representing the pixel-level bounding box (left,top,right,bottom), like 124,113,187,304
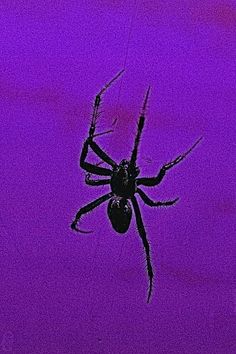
131,195,154,303
71,192,113,232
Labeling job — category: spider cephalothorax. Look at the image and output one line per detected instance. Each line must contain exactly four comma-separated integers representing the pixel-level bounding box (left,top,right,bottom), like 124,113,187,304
71,69,202,303
111,159,139,198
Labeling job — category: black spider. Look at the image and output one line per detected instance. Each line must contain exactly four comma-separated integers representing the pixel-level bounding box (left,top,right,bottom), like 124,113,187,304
71,69,202,303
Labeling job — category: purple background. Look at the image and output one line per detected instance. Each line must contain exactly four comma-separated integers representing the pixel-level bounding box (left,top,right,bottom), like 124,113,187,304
1,1,235,353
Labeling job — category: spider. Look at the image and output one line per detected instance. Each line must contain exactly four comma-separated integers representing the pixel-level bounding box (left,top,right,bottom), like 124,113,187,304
71,69,202,303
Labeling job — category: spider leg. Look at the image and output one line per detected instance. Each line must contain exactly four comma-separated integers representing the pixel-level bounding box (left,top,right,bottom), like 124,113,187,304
137,188,179,206
80,139,112,176
71,192,113,233
85,173,110,186
88,139,117,168
137,137,203,186
80,71,123,172
89,69,125,138
130,86,151,168
131,196,154,303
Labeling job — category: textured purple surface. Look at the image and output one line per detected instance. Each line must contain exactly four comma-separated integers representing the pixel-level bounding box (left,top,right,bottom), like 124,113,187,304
1,1,235,353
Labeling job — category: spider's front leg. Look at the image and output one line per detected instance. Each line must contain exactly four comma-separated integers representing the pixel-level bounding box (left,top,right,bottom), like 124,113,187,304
89,69,125,139
137,137,203,187
84,161,111,186
85,173,110,186
80,71,124,175
80,138,113,176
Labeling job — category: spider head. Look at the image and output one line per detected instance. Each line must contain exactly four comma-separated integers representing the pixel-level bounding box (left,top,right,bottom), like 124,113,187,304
107,197,132,233
117,159,140,178
120,159,129,170
115,159,129,180
120,159,129,167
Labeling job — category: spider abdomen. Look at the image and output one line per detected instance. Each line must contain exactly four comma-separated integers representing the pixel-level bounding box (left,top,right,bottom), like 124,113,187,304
107,197,132,234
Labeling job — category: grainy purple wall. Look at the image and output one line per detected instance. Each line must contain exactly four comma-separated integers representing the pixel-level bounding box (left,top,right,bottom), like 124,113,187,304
1,1,235,353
